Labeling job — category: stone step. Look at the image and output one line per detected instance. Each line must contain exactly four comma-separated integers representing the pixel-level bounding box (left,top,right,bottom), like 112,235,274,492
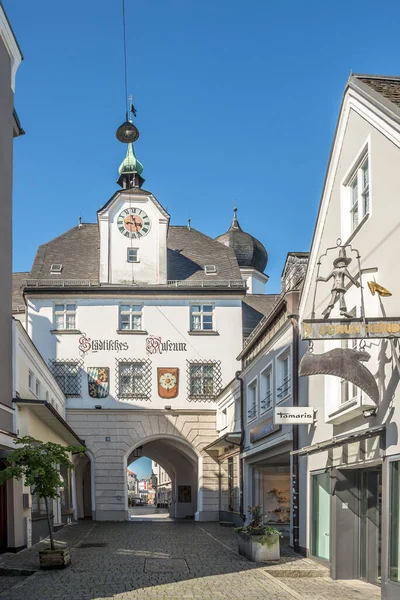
264,567,329,578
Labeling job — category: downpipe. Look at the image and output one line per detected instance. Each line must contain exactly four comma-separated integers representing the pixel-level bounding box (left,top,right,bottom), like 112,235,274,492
235,370,246,522
291,316,300,553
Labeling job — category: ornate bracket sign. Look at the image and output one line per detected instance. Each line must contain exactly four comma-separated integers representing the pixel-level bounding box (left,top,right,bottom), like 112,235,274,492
302,318,400,340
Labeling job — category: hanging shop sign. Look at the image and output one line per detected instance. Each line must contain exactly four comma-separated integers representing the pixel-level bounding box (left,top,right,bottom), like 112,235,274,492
88,367,109,399
157,367,179,399
79,334,129,356
274,407,315,425
250,417,281,443
146,335,187,355
302,318,400,340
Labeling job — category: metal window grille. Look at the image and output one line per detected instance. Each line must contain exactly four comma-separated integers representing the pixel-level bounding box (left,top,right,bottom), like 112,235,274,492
277,353,291,400
115,358,152,400
54,303,76,330
190,305,214,331
261,390,273,411
119,304,143,330
49,359,83,397
187,360,222,401
247,406,257,419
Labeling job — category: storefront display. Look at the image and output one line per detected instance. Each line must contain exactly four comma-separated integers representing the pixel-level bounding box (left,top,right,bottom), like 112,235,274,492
253,465,290,525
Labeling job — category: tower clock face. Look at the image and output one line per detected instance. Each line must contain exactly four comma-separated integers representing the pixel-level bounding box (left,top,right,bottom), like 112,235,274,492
117,208,151,239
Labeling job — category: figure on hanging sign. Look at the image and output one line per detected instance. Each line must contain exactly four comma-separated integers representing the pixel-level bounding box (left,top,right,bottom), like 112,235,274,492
88,367,109,399
157,368,179,399
317,247,360,319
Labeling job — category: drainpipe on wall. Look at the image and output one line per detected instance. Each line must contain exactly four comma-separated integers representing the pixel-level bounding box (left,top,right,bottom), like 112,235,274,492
285,287,301,553
235,370,246,522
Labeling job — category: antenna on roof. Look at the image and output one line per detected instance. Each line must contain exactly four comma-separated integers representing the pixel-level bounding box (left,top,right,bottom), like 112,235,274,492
187,216,191,231
78,216,83,229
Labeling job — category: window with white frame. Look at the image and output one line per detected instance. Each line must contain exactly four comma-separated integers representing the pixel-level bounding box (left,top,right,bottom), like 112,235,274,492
277,350,291,401
190,304,214,331
35,379,41,398
127,248,139,263
117,361,151,399
247,379,258,421
54,303,76,330
29,370,34,392
119,304,143,331
260,366,273,412
348,154,369,233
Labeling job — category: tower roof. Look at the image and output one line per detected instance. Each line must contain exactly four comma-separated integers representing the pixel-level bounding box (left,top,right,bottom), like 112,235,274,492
118,143,143,176
215,208,268,273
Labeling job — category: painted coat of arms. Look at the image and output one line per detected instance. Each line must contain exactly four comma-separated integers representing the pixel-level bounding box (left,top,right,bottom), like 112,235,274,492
157,368,179,399
88,367,109,399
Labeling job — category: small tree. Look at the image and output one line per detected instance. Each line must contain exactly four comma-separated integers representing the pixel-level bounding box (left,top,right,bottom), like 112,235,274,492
0,436,86,550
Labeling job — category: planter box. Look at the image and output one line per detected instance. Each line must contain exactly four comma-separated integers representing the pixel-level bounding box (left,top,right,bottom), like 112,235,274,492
237,532,280,562
39,548,71,569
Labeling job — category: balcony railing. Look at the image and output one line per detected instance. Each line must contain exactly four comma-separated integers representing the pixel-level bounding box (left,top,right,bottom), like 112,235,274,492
260,391,273,411
24,279,247,289
277,375,291,400
247,406,257,419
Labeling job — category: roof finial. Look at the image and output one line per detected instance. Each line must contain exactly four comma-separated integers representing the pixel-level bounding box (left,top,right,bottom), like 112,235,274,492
187,216,191,231
78,216,83,229
230,205,241,231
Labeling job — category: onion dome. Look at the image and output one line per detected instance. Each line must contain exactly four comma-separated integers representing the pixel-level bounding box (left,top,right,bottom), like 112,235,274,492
215,208,268,272
117,143,144,189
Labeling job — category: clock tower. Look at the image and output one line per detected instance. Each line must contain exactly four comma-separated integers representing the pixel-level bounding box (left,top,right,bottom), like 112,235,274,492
98,141,170,285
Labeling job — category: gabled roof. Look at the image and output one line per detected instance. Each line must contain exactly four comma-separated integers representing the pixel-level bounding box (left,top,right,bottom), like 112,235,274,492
349,74,400,121
12,271,29,312
25,223,242,285
242,294,280,340
98,188,170,220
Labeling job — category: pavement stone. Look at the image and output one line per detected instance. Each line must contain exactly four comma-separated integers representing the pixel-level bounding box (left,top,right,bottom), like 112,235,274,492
0,520,382,600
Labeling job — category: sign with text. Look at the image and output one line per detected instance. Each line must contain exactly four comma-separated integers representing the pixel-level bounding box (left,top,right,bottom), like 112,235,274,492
302,318,400,340
146,335,187,355
250,418,281,443
274,407,315,425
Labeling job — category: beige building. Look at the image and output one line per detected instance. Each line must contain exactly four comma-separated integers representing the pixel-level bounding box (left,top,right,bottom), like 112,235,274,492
152,460,172,507
12,319,84,546
0,1,23,552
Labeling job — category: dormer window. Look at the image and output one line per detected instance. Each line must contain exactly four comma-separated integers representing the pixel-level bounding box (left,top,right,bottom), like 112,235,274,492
204,265,217,275
50,263,63,274
127,248,139,263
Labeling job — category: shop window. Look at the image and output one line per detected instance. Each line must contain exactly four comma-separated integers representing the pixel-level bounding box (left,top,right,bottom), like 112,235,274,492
190,304,214,331
390,460,400,582
119,304,143,331
276,350,291,402
31,493,47,519
54,303,76,330
311,472,330,560
59,465,72,514
253,465,290,525
260,366,273,412
247,379,257,421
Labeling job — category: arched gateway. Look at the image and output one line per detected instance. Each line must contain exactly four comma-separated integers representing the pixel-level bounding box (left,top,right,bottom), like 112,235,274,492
21,124,269,523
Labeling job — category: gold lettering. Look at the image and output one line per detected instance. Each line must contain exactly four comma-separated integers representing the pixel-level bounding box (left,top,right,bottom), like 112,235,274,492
328,325,335,335
319,325,327,336
392,323,400,334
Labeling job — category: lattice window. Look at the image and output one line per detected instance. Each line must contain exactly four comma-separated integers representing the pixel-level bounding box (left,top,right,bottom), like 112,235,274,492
49,359,83,398
115,358,152,401
187,360,222,401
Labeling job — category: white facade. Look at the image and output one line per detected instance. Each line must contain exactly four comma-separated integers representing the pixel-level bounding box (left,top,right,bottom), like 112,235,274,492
298,75,400,596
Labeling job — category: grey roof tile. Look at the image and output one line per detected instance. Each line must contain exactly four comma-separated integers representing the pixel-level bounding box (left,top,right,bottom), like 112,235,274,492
12,272,30,312
242,294,280,340
355,75,400,108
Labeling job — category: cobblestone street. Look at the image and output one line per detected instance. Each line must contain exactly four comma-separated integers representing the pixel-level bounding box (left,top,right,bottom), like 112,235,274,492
0,521,381,600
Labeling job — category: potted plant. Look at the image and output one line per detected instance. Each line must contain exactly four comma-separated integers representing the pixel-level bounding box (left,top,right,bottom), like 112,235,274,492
234,505,282,562
0,436,86,569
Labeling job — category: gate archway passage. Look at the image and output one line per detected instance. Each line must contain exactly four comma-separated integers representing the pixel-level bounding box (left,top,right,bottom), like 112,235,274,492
67,410,219,522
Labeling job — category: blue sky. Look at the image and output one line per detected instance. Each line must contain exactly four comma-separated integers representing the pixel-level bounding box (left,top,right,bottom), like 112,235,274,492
6,0,400,291
128,457,151,480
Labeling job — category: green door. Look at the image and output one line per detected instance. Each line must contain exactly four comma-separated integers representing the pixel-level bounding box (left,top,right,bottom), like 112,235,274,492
312,472,330,560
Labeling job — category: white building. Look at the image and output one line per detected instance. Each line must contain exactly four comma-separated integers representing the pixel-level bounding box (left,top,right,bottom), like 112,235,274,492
298,74,400,598
152,460,172,507
17,133,271,522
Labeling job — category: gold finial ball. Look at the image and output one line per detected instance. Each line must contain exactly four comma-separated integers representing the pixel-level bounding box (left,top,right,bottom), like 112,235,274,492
116,120,140,143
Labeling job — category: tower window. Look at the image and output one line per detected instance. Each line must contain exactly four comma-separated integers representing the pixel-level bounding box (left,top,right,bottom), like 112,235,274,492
127,248,139,263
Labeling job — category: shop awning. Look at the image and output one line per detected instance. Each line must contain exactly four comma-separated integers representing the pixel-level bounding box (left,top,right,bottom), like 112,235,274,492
291,424,385,457
203,431,242,461
13,399,85,446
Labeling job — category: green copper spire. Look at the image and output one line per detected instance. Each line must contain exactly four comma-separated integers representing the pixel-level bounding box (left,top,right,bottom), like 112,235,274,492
118,143,143,176
117,142,145,189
